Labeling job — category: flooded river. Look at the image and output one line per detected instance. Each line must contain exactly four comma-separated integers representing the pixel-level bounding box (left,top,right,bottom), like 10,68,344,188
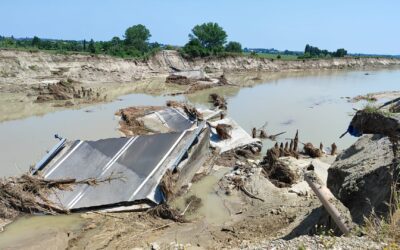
0,69,399,177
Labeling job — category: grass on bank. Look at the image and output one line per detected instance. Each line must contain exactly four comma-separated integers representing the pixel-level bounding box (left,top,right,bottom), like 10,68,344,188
362,103,394,117
363,188,400,249
243,52,300,60
0,46,161,61
1,46,395,63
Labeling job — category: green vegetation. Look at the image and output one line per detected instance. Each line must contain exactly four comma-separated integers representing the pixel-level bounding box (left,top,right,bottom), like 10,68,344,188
244,52,299,60
0,23,354,61
300,44,348,59
181,22,243,58
362,104,394,117
0,24,160,59
225,41,242,53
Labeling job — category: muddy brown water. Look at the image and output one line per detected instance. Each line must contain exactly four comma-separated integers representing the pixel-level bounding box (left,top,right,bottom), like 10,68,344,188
0,69,399,246
172,167,232,225
1,69,399,177
0,214,83,249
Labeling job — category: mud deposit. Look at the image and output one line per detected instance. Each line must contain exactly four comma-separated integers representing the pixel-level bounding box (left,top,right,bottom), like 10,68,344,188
0,215,83,249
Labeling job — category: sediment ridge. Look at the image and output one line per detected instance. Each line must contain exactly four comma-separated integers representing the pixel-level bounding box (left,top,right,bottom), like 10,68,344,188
1,49,400,86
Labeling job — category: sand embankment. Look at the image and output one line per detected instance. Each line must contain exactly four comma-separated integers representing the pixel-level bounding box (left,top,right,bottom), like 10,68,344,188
1,49,400,86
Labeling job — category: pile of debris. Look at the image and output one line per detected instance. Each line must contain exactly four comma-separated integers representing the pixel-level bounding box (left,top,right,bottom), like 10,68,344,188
260,141,298,188
166,70,235,95
34,79,105,105
259,129,338,188
251,122,286,141
165,75,192,85
116,102,204,136
209,93,227,109
116,106,163,135
0,173,121,220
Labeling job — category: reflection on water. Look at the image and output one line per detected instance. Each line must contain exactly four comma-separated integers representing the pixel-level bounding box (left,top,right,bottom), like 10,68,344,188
0,69,399,177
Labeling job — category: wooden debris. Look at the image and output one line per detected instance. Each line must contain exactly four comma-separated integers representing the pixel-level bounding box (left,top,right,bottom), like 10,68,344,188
165,74,191,85
235,148,253,158
331,143,337,155
279,143,284,157
259,130,268,139
218,74,229,85
159,170,177,202
268,131,286,141
261,160,298,188
293,130,299,152
117,106,162,136
209,93,227,109
147,204,187,223
303,143,323,158
216,124,232,140
166,101,203,120
232,177,264,202
0,173,123,220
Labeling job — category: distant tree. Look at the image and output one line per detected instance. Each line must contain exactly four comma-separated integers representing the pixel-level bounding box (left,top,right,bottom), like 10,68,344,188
88,39,96,53
111,36,121,46
225,41,242,53
2,37,16,47
190,22,227,54
40,40,52,50
32,36,41,47
182,38,209,58
305,44,310,54
83,39,87,51
124,24,151,52
149,42,161,49
333,48,347,57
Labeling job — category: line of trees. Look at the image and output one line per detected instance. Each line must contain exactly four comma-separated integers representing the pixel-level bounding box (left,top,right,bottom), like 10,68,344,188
0,24,160,58
0,24,350,60
303,44,347,58
0,22,243,59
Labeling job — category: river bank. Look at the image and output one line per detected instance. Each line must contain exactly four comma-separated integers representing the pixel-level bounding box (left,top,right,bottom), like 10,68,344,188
1,48,400,123
1,49,400,87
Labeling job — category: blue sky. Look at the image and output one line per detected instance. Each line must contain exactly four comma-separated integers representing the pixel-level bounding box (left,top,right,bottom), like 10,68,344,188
1,0,399,54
